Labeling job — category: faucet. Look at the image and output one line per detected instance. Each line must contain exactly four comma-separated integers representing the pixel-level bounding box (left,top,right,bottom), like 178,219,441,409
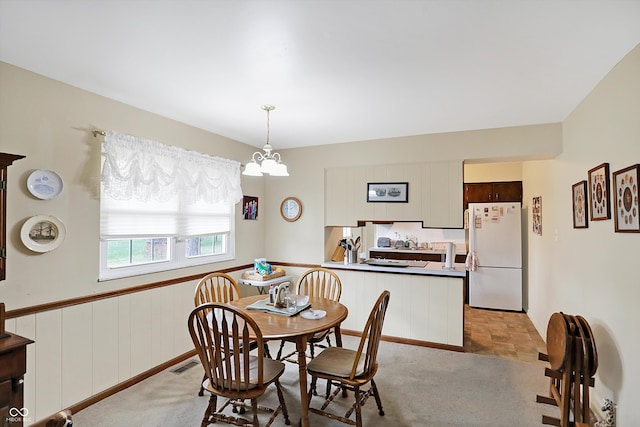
405,236,418,248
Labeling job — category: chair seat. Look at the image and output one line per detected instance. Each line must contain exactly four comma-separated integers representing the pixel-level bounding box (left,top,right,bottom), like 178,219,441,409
204,355,285,392
307,347,366,378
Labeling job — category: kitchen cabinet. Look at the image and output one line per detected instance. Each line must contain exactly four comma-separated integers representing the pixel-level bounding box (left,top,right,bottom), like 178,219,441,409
0,333,33,426
0,153,25,281
334,269,463,347
463,181,522,209
325,161,463,228
369,250,466,264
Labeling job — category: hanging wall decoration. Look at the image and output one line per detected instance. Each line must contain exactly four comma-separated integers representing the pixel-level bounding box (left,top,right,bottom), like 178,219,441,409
20,215,66,253
588,163,611,221
242,196,259,220
572,181,588,229
532,196,542,235
613,164,640,232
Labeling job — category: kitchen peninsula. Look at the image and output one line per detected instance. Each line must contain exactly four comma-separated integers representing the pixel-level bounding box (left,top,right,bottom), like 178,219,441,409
321,259,465,350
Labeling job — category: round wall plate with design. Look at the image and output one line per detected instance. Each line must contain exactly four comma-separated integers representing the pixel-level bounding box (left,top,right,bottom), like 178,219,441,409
280,197,302,222
27,169,63,199
20,215,66,253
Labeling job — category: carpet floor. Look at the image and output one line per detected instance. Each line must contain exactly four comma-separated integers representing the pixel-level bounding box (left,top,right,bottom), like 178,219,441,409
72,336,556,426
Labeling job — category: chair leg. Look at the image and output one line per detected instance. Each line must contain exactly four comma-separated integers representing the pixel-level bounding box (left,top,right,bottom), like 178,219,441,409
198,373,206,396
263,342,272,359
370,379,385,416
309,342,316,359
202,394,217,427
354,385,363,427
275,379,291,425
248,399,258,426
276,340,287,360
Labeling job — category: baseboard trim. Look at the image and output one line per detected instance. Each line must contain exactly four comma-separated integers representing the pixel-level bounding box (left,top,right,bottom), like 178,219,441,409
341,329,464,352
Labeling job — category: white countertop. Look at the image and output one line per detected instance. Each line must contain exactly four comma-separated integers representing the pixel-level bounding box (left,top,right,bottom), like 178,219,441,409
321,261,466,277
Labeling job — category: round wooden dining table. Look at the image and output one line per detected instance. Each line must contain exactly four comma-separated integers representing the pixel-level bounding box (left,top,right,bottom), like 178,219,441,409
229,294,348,427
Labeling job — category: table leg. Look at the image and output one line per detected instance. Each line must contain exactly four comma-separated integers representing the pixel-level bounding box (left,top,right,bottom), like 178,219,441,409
297,335,310,427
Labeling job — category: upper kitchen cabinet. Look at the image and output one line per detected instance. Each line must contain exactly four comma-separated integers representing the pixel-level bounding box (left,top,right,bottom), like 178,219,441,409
325,161,463,228
463,181,522,209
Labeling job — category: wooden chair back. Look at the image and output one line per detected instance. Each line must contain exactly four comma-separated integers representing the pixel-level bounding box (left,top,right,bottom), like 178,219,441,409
195,272,241,306
296,268,342,301
349,290,390,380
188,302,267,395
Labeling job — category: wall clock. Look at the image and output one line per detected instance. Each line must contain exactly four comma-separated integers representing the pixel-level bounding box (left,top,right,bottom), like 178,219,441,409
280,197,302,222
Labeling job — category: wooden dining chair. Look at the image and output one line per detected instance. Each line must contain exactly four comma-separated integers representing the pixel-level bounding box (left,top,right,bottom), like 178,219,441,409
306,290,390,427
194,272,241,306
275,267,342,361
188,302,290,427
194,272,271,399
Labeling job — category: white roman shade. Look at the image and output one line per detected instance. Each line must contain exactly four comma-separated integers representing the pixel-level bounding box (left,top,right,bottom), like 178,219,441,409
100,131,242,238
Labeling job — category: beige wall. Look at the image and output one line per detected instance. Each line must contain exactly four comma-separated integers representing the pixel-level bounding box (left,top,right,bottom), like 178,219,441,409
0,62,266,309
524,44,640,425
464,161,523,182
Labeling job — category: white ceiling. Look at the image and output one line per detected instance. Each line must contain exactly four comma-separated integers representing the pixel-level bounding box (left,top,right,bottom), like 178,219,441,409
1,0,639,149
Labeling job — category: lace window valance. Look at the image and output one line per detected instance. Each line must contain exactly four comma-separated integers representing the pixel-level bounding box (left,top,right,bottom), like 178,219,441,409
101,131,243,206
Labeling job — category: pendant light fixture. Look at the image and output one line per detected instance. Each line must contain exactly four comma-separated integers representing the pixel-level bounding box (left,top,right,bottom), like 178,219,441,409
242,105,289,177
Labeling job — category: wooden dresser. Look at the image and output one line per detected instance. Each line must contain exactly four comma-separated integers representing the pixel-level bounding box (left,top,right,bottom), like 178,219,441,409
0,333,33,426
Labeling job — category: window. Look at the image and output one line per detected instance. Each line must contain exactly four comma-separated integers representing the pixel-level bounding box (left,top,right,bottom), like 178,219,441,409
99,131,242,280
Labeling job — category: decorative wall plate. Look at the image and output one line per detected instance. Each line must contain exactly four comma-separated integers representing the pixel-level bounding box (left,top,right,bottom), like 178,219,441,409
20,215,66,253
27,169,63,199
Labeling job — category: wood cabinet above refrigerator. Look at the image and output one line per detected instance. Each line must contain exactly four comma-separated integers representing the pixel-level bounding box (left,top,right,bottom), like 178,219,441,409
463,181,522,209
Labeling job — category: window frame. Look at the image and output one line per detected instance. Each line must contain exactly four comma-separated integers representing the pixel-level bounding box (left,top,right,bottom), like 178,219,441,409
98,230,235,282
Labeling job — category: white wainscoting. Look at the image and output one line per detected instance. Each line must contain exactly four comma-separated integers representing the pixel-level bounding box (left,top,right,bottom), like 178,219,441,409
335,270,463,347
4,280,196,425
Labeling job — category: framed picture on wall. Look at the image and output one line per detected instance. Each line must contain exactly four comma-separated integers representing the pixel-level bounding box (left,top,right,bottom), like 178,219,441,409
572,181,588,229
613,164,640,232
242,195,258,220
588,163,611,221
367,182,408,202
532,196,542,235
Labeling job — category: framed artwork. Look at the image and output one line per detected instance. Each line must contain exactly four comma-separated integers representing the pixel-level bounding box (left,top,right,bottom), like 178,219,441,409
588,163,611,221
367,182,408,203
613,164,640,232
242,195,258,220
572,181,588,229
532,196,542,235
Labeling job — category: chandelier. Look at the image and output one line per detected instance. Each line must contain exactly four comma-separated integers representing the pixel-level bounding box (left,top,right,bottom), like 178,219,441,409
242,105,289,176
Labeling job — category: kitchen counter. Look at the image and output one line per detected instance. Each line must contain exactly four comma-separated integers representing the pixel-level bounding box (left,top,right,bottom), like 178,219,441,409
322,260,465,349
321,260,466,277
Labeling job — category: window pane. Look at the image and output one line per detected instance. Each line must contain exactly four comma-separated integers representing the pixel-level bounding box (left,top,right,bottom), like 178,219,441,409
106,238,169,268
185,234,226,258
107,240,132,268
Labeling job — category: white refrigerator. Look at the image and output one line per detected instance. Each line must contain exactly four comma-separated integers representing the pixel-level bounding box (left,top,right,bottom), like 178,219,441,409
468,202,522,311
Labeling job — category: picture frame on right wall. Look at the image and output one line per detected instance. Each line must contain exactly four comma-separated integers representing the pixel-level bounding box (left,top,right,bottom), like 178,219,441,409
588,162,611,221
613,164,640,233
572,180,588,229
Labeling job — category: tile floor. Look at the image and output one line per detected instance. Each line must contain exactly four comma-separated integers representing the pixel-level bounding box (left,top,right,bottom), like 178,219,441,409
463,304,547,363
